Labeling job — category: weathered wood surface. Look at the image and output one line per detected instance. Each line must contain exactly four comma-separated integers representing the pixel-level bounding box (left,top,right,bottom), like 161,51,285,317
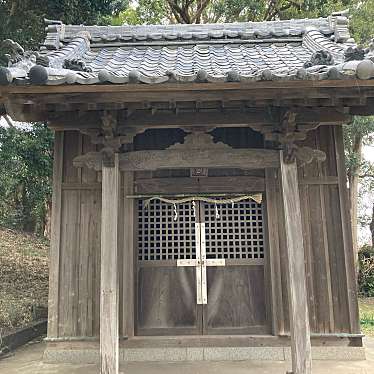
265,169,285,336
47,131,64,338
46,108,349,131
3,79,374,95
135,176,265,194
100,154,120,374
280,152,312,374
137,267,201,335
334,126,361,334
73,148,279,171
204,266,269,335
50,127,359,343
123,171,135,338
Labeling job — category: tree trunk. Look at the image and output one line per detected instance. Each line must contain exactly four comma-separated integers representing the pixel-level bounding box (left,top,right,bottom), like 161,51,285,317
44,199,52,239
370,202,374,248
348,134,363,264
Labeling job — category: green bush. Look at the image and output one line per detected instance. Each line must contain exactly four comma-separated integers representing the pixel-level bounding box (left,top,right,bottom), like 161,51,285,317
358,245,374,297
0,124,53,235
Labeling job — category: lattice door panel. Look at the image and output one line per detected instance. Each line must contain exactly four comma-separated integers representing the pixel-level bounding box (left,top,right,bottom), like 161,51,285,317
137,199,196,261
203,199,264,260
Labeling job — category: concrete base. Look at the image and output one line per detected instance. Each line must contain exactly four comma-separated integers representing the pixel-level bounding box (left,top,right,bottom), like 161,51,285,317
43,345,366,364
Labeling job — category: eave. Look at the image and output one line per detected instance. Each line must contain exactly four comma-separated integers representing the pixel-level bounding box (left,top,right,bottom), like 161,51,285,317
1,79,374,126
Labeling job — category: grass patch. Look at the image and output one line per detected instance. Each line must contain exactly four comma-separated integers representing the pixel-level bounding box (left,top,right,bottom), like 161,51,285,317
359,298,374,337
0,228,49,337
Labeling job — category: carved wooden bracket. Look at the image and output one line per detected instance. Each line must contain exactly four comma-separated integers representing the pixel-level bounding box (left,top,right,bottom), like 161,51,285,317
79,110,142,166
249,108,326,164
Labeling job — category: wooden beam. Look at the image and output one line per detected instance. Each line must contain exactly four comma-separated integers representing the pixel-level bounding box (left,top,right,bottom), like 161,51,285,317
3,84,374,113
47,131,64,338
135,176,265,194
100,154,120,374
44,107,349,133
122,108,348,129
74,148,280,171
2,79,374,95
280,152,312,374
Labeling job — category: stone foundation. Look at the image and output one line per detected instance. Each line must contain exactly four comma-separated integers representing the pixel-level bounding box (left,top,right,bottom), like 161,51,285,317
43,342,366,363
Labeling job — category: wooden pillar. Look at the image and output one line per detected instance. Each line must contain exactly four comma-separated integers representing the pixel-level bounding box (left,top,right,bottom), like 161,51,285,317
100,154,120,374
280,151,312,374
47,131,64,338
123,171,135,338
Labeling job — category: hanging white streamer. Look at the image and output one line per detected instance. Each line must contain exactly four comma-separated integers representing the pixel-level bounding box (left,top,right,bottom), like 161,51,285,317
192,200,196,218
173,203,178,221
215,203,220,219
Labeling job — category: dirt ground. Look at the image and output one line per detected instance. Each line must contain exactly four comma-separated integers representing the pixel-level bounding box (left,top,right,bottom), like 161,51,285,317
0,228,49,335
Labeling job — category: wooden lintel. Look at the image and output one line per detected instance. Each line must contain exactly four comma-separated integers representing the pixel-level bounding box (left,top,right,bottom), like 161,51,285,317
73,148,280,171
135,176,265,194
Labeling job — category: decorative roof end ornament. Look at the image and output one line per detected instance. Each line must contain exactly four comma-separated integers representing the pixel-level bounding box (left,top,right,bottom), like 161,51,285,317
329,9,351,43
2,39,24,65
304,50,334,68
63,58,92,72
344,46,365,62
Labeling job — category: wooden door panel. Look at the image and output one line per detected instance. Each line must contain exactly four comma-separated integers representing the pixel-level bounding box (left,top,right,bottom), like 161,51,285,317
137,266,202,335
135,197,270,336
204,266,269,334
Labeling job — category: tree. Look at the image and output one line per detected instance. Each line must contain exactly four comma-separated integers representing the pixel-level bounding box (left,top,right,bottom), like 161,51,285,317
0,0,129,65
344,117,374,256
116,0,348,25
0,0,129,234
0,124,54,234
349,0,374,44
358,159,374,246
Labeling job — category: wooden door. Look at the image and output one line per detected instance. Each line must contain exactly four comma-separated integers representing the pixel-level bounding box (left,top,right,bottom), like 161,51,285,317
201,199,269,335
136,199,203,335
136,198,269,336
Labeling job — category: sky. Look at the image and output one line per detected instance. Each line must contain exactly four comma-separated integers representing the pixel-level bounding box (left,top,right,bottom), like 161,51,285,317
0,116,373,244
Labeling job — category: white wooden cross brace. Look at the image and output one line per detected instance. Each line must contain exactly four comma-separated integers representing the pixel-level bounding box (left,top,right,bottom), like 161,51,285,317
177,222,225,304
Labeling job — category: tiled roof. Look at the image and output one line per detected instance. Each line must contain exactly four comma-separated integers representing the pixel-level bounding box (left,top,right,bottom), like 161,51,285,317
1,11,374,86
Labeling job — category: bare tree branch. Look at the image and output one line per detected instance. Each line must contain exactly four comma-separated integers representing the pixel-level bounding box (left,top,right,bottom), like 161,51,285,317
192,0,211,24
167,0,188,23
